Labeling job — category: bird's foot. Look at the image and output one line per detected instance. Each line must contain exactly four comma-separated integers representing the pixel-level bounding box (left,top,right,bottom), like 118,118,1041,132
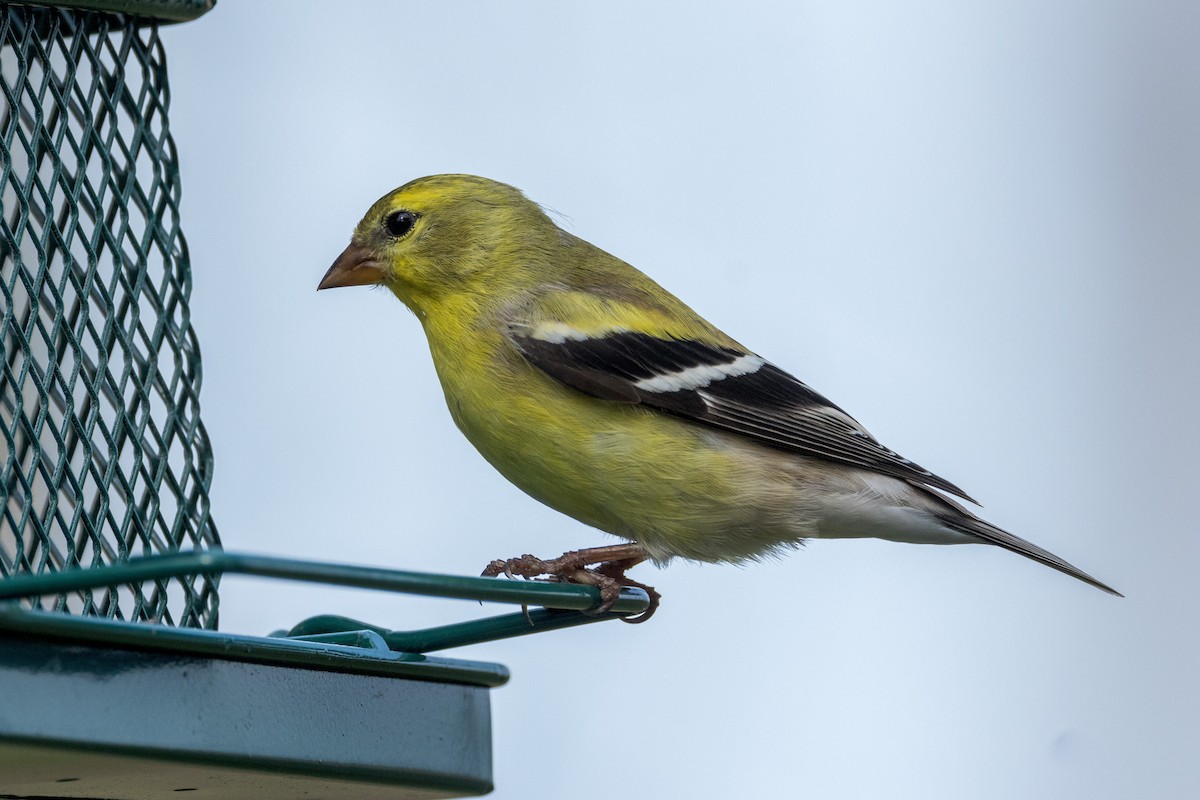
482,543,659,623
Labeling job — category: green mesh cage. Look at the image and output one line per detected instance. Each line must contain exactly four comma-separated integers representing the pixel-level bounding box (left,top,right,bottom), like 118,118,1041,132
0,3,220,628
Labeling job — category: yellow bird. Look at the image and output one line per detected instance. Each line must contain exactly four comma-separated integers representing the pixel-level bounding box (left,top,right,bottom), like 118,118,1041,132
319,174,1119,620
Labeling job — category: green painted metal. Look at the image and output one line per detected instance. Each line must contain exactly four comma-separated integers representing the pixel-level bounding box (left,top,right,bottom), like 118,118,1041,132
0,550,653,665
1,3,221,628
0,549,651,613
0,550,651,796
0,635,495,798
0,604,515,687
289,607,652,653
25,1,216,23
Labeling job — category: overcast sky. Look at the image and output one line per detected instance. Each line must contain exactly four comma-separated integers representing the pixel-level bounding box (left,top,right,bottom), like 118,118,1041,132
161,3,1198,798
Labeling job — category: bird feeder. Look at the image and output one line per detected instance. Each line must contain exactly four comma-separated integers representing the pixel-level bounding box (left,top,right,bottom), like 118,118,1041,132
0,3,648,797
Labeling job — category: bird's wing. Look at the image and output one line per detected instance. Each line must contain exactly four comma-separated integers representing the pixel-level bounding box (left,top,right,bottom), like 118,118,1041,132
506,290,977,503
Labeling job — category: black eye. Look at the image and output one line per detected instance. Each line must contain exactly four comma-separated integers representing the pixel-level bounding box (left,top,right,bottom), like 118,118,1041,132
383,210,418,238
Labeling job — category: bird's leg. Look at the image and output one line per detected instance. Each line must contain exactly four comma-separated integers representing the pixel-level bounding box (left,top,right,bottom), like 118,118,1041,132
482,543,659,621
482,543,647,579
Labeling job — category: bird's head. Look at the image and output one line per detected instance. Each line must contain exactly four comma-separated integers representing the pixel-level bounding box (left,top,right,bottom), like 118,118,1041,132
319,174,555,314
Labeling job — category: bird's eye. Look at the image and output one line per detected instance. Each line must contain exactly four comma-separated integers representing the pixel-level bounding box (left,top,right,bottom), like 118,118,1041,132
383,210,418,238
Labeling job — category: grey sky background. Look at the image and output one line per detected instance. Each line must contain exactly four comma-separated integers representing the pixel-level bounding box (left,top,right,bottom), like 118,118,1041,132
161,2,1197,798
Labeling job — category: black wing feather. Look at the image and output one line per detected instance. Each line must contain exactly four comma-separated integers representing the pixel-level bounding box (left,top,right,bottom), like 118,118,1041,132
510,329,977,503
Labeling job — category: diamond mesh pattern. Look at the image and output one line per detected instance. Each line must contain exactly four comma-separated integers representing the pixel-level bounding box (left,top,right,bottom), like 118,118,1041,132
0,4,219,628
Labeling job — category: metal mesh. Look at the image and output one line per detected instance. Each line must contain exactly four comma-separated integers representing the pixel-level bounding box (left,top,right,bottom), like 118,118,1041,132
0,4,219,628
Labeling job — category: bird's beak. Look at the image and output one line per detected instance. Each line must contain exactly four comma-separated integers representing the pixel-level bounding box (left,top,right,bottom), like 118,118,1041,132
318,242,385,290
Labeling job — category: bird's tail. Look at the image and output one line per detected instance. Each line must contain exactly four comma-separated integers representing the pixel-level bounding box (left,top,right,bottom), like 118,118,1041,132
936,511,1122,596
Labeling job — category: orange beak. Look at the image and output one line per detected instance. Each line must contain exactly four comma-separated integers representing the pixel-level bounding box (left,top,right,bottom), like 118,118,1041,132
318,242,385,290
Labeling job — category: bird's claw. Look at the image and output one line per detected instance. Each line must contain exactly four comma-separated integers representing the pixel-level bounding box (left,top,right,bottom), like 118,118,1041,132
595,562,662,624
481,547,659,622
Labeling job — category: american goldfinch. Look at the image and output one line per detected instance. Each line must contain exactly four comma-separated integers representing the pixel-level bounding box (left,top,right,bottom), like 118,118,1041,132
318,174,1119,619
